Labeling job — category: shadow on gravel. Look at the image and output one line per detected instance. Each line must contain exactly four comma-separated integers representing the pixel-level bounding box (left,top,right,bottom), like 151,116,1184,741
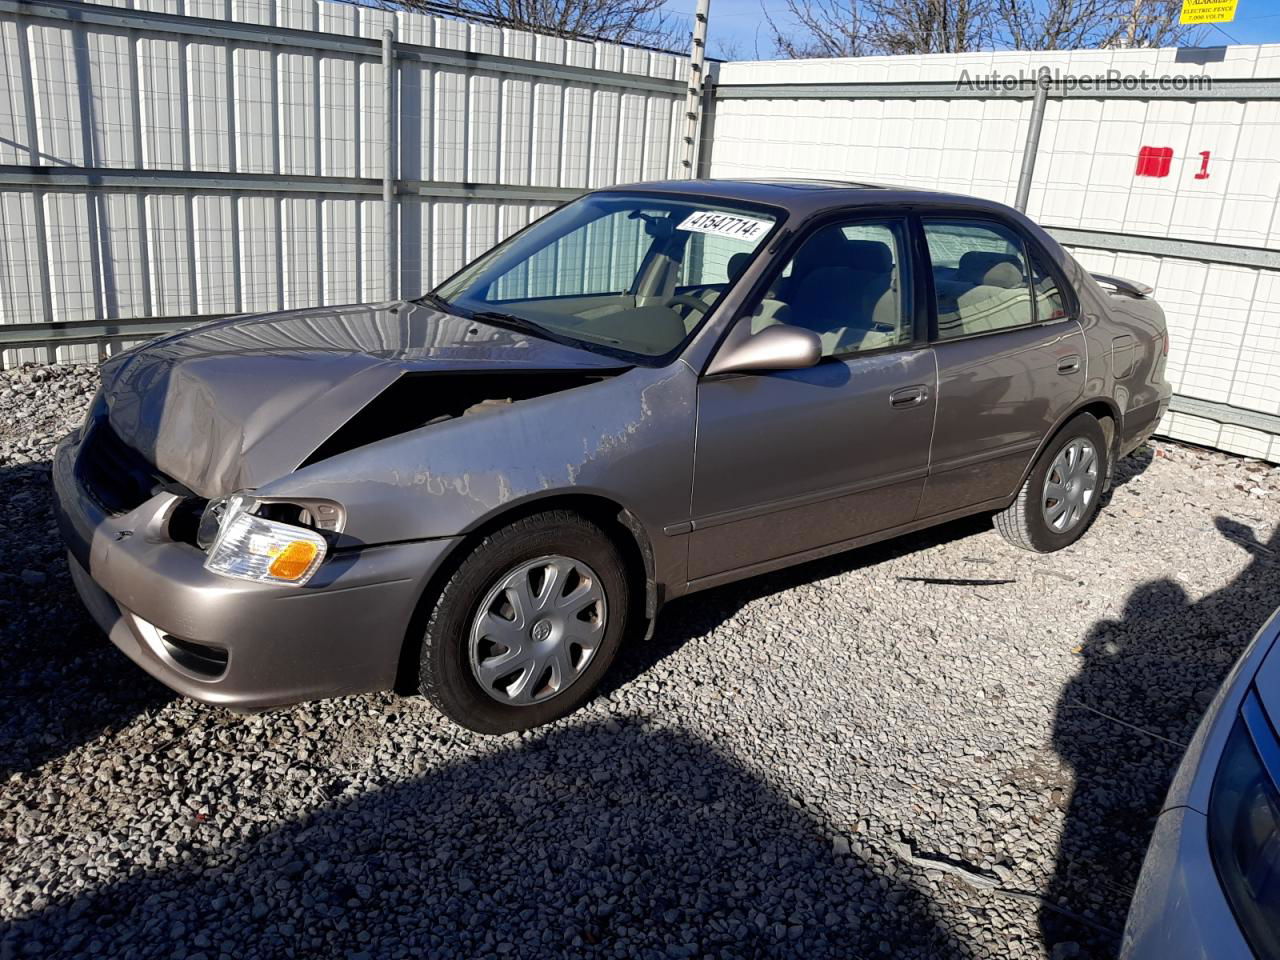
604,512,993,698
2,721,971,959
609,447,1157,701
0,460,172,780
1042,514,1280,954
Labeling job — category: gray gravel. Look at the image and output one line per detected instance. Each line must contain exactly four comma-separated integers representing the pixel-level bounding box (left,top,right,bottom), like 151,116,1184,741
2,361,1279,959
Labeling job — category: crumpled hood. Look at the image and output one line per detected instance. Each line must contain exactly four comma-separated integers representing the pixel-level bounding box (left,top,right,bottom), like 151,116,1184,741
101,301,629,498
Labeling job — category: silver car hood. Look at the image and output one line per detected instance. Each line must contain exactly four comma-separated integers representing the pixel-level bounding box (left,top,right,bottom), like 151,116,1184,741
100,301,629,498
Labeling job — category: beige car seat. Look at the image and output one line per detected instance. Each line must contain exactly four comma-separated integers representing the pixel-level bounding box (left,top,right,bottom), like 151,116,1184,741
938,252,1032,337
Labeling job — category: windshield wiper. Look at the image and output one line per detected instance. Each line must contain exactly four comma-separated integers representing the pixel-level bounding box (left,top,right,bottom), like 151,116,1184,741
467,310,552,338
417,290,454,312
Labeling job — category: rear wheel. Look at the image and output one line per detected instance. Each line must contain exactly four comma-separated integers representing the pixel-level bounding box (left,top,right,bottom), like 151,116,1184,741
418,510,630,734
995,413,1108,553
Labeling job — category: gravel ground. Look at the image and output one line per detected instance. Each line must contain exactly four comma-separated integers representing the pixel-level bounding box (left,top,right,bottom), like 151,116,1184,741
2,361,1279,960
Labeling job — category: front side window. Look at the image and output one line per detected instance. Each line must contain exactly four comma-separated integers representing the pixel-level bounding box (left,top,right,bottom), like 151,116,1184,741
434,193,780,361
924,219,1035,339
742,218,911,358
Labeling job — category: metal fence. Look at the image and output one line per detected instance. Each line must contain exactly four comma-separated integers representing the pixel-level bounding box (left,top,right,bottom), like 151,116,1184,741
706,49,1280,461
0,0,692,364
4,3,1280,462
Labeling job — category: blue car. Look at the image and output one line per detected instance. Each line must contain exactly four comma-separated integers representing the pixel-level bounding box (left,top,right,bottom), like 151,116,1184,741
1124,607,1280,959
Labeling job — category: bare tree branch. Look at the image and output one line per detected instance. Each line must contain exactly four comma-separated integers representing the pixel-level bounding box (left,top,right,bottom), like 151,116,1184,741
768,0,1203,59
387,0,683,49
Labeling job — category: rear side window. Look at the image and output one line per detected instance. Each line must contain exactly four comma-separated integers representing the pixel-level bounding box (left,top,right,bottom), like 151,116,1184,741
1028,248,1068,322
924,219,1033,339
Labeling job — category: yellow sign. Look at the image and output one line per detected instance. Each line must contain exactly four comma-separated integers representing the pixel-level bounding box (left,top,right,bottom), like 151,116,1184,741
1179,0,1239,24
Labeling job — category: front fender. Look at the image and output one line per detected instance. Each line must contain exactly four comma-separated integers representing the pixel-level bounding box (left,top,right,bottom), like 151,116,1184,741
263,364,697,554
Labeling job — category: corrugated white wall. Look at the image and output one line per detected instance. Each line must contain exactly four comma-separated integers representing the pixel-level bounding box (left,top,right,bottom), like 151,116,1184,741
0,0,689,365
710,49,1280,461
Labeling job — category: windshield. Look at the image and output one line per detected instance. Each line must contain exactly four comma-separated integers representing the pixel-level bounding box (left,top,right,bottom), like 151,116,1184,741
432,192,781,361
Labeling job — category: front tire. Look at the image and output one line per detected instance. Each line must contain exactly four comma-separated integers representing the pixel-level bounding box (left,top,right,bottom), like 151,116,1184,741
995,413,1109,553
418,510,630,734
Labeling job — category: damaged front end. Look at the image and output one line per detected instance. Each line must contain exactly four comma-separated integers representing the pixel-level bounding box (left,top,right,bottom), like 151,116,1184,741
73,301,635,594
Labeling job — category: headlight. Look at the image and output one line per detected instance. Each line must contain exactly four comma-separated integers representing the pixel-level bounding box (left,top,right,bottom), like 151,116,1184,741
203,494,328,586
1208,690,1280,959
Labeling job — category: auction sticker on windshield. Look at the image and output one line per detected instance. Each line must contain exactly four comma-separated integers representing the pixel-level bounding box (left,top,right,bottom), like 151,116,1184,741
677,210,771,243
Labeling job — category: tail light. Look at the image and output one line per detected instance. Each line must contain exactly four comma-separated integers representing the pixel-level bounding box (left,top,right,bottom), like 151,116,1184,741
1161,331,1170,356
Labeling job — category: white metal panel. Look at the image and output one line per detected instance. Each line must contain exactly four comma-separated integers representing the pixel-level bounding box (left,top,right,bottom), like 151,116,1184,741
433,69,465,182
187,41,229,171
96,193,147,319
0,0,689,374
84,28,136,168
468,73,499,183
431,199,464,288
501,76,531,185
28,24,84,166
145,193,193,315
281,196,318,309
233,45,274,173
238,194,279,312
0,191,46,325
360,198,387,302
137,35,184,168
45,192,98,322
278,51,316,176
192,194,237,313
531,82,562,187
322,198,359,305
0,21,30,164
318,52,357,171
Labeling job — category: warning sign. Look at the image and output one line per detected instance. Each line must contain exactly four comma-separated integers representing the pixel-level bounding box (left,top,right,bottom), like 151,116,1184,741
1179,0,1238,24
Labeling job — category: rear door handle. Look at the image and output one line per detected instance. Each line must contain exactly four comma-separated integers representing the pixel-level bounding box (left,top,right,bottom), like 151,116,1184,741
889,385,929,408
1057,355,1082,374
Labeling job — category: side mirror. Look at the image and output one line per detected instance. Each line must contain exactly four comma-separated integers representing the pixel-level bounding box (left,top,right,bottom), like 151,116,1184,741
705,324,823,376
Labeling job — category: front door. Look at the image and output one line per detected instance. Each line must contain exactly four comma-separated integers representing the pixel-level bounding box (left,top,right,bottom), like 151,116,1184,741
687,216,937,583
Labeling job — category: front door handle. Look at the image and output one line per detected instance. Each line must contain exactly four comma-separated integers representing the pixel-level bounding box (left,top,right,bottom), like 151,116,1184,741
889,385,929,408
1057,355,1082,374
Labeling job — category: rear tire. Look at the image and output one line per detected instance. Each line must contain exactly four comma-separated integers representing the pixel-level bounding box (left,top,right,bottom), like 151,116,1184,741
418,510,630,734
995,413,1109,553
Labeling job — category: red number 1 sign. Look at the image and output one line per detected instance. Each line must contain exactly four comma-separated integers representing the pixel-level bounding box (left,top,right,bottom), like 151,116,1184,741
1195,151,1211,180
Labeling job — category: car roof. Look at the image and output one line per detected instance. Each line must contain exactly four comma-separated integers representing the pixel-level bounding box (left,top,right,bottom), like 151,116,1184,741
606,178,1016,219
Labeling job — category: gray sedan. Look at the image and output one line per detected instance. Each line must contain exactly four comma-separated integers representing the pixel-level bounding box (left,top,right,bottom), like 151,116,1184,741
53,179,1172,732
1123,607,1280,959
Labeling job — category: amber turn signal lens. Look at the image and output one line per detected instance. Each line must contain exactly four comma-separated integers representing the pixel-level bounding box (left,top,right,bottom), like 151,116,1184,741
267,540,321,581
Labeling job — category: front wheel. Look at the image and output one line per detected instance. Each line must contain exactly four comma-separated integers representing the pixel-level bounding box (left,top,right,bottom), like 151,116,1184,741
994,413,1109,553
417,510,630,734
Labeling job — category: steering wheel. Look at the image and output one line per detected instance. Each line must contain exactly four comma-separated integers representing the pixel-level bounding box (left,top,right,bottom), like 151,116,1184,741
662,294,712,316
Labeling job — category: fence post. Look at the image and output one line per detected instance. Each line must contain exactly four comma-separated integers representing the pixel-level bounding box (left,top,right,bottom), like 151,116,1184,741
382,27,398,300
1014,81,1048,213
681,0,710,176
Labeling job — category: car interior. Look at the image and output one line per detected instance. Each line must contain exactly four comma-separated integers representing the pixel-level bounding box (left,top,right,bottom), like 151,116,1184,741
458,204,1065,360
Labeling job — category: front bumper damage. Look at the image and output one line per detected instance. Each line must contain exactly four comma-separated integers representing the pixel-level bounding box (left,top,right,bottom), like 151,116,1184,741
52,430,459,710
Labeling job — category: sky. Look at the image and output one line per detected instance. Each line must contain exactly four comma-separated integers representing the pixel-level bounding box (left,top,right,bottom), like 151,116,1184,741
657,0,1280,60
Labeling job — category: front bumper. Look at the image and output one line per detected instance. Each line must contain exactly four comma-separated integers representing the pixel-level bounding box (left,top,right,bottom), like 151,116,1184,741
52,431,460,709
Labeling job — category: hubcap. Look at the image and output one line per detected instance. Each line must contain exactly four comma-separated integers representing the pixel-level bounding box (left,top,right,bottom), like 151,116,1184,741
1042,437,1099,533
468,555,607,706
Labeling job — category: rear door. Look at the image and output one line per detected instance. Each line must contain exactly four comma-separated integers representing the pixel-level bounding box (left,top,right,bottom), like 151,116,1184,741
918,216,1086,517
688,215,936,583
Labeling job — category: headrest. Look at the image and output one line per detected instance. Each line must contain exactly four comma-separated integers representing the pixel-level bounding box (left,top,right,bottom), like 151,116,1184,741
983,262,1026,289
726,251,751,282
846,240,893,275
792,225,852,275
959,251,1022,284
